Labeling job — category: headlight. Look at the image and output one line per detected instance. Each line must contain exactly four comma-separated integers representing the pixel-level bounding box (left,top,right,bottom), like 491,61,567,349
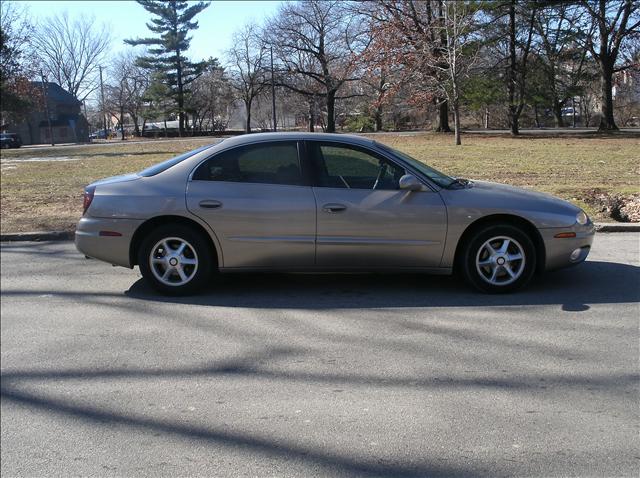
576,210,588,225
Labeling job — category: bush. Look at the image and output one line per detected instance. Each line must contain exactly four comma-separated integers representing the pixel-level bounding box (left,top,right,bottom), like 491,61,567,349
344,115,375,133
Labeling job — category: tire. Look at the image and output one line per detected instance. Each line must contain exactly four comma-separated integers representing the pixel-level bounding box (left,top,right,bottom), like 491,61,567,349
459,224,536,293
137,224,214,295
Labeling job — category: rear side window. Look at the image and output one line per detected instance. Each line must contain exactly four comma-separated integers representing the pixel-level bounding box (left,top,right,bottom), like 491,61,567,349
138,144,215,177
192,141,303,186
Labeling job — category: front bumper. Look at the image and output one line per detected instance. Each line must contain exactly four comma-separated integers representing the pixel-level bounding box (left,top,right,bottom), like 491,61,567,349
540,222,596,271
75,216,143,268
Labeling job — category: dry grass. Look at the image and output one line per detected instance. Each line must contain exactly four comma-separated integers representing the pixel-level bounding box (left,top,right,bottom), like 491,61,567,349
1,133,638,232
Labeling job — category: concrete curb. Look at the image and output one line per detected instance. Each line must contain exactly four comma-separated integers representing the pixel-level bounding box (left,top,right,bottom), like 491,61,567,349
0,231,74,242
1,222,639,243
595,223,640,232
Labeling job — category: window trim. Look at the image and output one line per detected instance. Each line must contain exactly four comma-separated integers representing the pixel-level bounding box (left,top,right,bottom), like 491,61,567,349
188,139,311,187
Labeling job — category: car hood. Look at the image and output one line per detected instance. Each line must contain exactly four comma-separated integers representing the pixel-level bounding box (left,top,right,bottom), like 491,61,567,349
441,180,582,228
471,180,577,208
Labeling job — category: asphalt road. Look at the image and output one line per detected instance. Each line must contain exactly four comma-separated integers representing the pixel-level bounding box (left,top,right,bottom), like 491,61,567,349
1,234,639,477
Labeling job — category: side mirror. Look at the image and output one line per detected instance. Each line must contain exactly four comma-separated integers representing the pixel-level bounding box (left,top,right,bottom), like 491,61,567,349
399,174,424,191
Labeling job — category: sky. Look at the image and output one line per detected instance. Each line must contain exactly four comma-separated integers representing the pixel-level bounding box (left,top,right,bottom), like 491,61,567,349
15,0,283,61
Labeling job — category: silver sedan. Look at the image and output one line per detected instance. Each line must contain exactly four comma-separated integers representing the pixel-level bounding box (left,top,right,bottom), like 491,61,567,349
75,133,595,294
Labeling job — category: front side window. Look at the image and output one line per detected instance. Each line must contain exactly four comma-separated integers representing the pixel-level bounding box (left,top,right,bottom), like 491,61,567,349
192,141,303,186
375,142,455,188
309,142,405,190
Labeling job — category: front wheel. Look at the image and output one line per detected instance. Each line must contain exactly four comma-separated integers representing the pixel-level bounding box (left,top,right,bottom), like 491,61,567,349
138,224,214,295
459,224,536,293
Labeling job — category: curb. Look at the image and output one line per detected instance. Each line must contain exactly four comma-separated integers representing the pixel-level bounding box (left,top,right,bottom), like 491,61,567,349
2,223,639,243
0,231,74,242
595,223,640,232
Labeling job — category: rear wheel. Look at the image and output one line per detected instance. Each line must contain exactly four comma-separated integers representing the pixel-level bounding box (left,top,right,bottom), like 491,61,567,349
138,224,213,295
460,224,536,293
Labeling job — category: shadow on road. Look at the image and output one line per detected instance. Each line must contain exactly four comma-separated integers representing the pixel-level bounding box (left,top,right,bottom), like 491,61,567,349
2,345,637,477
124,260,639,310
2,247,639,476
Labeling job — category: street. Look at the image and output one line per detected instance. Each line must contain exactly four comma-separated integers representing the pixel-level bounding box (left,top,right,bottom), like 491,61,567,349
1,233,639,477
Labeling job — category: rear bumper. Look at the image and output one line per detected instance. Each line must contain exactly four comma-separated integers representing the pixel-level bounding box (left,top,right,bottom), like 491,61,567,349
540,222,596,271
75,216,143,268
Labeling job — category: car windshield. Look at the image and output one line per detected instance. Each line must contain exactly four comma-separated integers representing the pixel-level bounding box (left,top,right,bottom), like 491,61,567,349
138,144,216,177
375,142,455,188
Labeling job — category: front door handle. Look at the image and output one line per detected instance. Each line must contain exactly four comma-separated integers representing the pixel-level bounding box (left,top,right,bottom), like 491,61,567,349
199,200,222,209
322,203,347,213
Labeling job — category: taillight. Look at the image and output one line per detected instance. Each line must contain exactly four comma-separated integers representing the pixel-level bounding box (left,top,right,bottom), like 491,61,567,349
83,186,95,215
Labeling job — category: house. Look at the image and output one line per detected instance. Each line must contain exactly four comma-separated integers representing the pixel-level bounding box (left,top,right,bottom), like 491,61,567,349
4,82,89,145
613,66,640,103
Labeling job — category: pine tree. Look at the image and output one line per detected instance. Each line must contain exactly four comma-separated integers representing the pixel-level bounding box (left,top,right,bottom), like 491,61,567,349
126,0,210,136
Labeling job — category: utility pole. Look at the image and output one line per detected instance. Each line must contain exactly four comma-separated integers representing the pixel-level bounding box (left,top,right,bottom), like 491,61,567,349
40,71,54,146
99,65,107,139
270,45,277,132
83,101,91,138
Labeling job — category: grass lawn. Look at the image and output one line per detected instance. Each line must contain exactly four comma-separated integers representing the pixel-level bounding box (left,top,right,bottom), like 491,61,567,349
1,133,638,232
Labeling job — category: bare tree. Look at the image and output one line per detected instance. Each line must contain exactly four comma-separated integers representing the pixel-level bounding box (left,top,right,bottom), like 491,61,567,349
31,13,112,101
581,0,639,131
105,51,150,137
186,59,233,133
361,0,456,132
267,0,364,133
227,22,268,133
433,1,480,145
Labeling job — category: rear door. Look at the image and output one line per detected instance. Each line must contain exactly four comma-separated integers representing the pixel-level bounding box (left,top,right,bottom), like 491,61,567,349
306,141,447,269
186,140,317,269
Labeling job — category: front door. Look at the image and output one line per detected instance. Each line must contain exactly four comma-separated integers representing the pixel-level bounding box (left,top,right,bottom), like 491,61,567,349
307,141,447,269
186,141,316,269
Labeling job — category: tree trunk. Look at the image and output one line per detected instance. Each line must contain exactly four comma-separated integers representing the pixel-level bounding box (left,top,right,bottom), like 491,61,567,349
598,60,618,131
120,104,125,140
534,104,540,128
510,113,519,135
326,89,336,133
308,98,315,132
245,99,252,134
453,100,461,146
508,0,519,136
176,49,184,137
132,115,140,137
178,108,184,136
484,107,489,129
553,99,565,127
435,100,451,132
375,105,383,132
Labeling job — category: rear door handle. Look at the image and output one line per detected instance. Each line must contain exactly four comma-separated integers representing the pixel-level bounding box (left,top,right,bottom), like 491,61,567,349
322,203,347,213
199,200,222,209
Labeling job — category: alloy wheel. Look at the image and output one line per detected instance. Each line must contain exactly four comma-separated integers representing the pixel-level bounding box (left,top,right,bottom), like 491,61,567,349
149,237,199,287
475,236,526,286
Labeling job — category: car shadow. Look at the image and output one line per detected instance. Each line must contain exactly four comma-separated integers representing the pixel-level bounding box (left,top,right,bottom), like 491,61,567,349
125,260,639,310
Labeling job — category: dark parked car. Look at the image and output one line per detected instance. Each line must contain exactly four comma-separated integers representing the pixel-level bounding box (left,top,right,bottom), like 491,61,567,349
0,133,22,149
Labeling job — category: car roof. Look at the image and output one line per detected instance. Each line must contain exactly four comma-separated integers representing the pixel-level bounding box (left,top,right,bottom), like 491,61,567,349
217,132,377,149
